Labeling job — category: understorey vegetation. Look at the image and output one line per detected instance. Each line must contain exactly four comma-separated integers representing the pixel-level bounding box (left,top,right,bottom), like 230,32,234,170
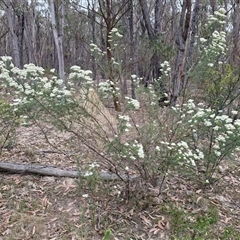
1,6,240,240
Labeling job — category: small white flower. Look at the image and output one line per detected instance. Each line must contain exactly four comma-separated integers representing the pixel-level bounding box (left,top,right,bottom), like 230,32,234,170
178,141,188,149
216,135,226,142
214,151,221,157
225,124,235,130
89,162,99,169
200,38,207,43
204,120,212,126
1,56,12,61
130,155,136,160
84,171,93,177
118,115,130,121
190,159,196,166
155,146,160,151
82,194,89,198
63,89,72,96
137,143,144,158
234,119,240,126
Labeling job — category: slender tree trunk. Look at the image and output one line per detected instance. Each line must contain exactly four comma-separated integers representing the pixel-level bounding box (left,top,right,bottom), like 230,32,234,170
183,0,200,92
129,0,136,99
88,0,97,80
98,0,121,111
171,0,192,106
139,0,165,98
5,0,21,68
24,0,37,64
49,0,65,82
232,0,240,65
17,1,25,68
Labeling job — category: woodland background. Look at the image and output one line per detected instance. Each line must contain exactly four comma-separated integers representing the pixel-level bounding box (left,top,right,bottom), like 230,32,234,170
1,1,240,239
1,0,239,104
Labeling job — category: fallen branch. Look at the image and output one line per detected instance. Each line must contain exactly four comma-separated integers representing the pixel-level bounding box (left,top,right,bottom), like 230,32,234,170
0,162,139,181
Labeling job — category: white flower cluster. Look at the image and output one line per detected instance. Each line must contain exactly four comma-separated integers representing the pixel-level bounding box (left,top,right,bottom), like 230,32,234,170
131,74,140,88
118,115,130,121
1,56,12,62
98,80,119,98
160,61,171,75
118,114,131,132
121,140,144,160
125,96,140,110
199,8,227,68
209,8,226,25
109,28,123,41
0,56,75,113
137,143,144,158
159,140,204,167
89,162,100,169
170,99,240,166
89,43,104,57
147,85,158,106
116,140,145,161
69,66,93,87
83,162,100,177
153,99,240,175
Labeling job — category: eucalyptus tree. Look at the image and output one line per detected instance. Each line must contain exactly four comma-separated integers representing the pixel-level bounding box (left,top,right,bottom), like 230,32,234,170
4,0,28,68
171,0,200,105
232,0,240,66
48,0,65,82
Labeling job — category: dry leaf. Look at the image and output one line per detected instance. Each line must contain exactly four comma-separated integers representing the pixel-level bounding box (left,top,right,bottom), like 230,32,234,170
32,225,36,235
158,220,165,230
47,217,58,224
140,215,152,226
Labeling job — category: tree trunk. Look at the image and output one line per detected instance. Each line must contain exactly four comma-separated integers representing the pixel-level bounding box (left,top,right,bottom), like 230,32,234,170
88,0,97,80
232,1,240,65
0,162,139,181
98,0,123,111
171,0,192,106
24,0,37,64
139,0,165,97
49,0,65,82
5,0,21,68
129,0,136,99
184,0,200,92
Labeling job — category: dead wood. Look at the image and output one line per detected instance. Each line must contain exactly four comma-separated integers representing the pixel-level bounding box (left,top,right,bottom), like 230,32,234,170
0,162,139,181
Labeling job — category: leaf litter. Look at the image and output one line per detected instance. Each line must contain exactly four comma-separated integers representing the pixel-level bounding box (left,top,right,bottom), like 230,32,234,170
0,123,240,239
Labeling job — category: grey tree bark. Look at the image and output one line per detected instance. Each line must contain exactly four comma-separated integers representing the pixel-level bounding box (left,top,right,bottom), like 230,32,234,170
138,0,165,98
232,0,240,65
24,0,37,64
49,0,65,82
171,0,192,105
5,0,21,68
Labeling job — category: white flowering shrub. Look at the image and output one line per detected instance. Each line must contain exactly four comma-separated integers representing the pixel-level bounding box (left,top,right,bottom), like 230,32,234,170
109,82,240,187
90,28,124,111
1,10,239,201
0,97,20,152
192,8,226,80
0,56,77,130
188,7,240,117
155,99,240,184
69,66,93,88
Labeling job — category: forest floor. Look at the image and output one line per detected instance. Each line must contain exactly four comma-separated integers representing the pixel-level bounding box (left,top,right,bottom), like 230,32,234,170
1,122,240,239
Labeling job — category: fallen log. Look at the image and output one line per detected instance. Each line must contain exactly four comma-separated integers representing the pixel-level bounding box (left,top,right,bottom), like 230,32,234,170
0,162,139,181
